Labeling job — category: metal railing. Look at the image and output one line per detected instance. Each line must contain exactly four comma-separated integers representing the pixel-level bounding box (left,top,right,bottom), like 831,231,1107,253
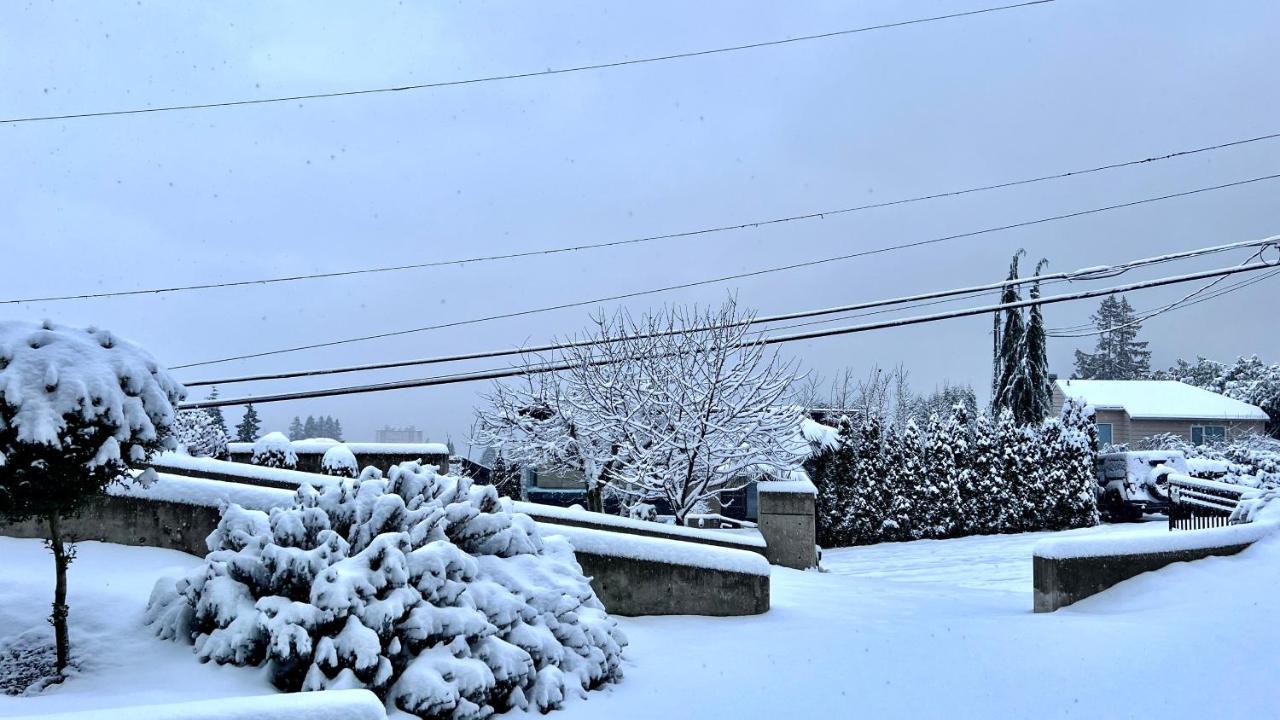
1166,473,1249,531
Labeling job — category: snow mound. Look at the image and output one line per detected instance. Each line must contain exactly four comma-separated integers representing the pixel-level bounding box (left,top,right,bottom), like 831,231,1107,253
321,444,359,478
0,320,183,461
5,688,386,719
146,461,625,718
252,432,298,470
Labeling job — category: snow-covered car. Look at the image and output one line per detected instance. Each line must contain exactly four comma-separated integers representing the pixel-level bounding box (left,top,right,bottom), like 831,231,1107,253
1094,450,1190,522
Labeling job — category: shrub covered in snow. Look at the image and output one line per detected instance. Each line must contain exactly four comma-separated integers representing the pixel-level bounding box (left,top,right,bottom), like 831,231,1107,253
0,319,183,675
1139,432,1280,489
252,431,298,470
809,398,1099,547
146,461,625,718
174,409,229,459
320,444,359,478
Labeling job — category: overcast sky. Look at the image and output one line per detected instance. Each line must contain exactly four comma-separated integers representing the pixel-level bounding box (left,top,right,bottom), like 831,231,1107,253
3,0,1279,451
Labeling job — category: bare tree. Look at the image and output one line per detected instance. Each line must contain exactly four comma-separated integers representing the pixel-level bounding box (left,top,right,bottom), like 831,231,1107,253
475,300,807,524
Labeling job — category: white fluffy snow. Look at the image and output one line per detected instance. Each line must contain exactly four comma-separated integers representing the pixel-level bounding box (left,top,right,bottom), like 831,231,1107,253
110,472,294,510
544,525,771,576
511,501,766,550
7,520,1280,717
1034,520,1276,559
0,320,183,460
229,440,450,456
9,520,1280,718
1055,379,1269,420
3,689,385,720
320,444,358,475
149,453,329,487
755,478,817,495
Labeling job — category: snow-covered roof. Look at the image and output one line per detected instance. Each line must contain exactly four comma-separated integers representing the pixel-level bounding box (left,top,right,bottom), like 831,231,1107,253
228,439,450,456
1055,380,1269,421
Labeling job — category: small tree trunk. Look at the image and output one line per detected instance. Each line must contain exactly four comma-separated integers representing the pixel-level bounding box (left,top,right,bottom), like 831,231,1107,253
585,484,603,514
47,513,71,674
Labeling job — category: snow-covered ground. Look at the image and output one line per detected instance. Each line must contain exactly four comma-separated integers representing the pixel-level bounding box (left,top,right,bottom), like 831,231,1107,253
4,521,1279,718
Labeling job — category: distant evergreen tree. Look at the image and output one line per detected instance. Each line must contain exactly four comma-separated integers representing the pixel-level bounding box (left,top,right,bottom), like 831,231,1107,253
205,386,229,436
811,416,851,547
331,417,344,441
303,415,317,439
1072,295,1152,380
288,416,304,441
491,453,523,501
235,404,262,443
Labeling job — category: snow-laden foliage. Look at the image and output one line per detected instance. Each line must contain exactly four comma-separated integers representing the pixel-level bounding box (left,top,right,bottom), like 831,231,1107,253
1139,432,1280,489
1156,355,1280,437
252,431,298,470
321,444,359,478
475,300,806,524
146,462,626,719
1072,295,1153,380
809,399,1099,547
174,409,229,459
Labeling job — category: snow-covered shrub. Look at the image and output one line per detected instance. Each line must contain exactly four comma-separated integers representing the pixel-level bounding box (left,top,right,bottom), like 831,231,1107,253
147,462,625,718
1139,432,1280,488
320,444,358,478
174,409,229,459
0,320,183,675
252,431,298,470
626,503,657,523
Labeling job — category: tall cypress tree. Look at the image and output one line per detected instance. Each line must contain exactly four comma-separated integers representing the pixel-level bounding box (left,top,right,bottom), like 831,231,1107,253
918,412,960,539
845,415,887,545
1024,259,1053,423
992,250,1027,415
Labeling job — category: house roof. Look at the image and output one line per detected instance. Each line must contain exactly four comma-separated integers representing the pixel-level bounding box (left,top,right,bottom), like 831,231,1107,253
1055,379,1269,421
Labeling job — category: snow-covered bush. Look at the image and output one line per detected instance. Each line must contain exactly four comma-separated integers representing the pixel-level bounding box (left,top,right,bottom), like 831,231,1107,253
0,320,183,676
252,431,298,470
173,409,229,459
147,462,625,718
320,444,359,478
1139,432,1280,488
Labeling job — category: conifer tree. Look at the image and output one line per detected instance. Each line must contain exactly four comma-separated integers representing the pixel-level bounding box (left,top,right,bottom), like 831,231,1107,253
845,415,888,545
1058,397,1102,527
303,415,317,439
332,417,344,442
236,404,262,443
204,386,229,436
992,250,1028,416
880,419,921,542
918,412,960,539
288,416,304,441
811,416,851,548
993,409,1025,533
1025,260,1054,424
958,412,1002,535
1072,295,1152,379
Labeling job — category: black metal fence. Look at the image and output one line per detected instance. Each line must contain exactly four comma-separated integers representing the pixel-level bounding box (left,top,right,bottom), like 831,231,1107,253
1166,473,1248,531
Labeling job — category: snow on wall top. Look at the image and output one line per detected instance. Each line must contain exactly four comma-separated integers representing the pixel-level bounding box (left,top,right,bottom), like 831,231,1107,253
0,320,184,457
111,471,295,510
1055,380,1269,421
1033,520,1277,559
228,439,450,456
149,452,334,486
13,688,387,720
756,478,818,495
511,500,767,549
545,524,771,576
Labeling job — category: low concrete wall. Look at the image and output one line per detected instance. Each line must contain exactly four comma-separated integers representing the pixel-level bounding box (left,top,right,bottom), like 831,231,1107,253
228,450,448,476
0,485,769,617
758,481,818,570
1033,542,1253,612
0,494,222,557
575,551,768,616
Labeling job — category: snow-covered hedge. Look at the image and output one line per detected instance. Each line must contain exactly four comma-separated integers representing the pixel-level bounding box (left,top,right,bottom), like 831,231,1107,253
252,431,298,470
146,462,626,719
1140,432,1280,489
321,444,359,478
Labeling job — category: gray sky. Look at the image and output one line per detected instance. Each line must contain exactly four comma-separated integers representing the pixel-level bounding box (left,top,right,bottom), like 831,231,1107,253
3,0,1279,451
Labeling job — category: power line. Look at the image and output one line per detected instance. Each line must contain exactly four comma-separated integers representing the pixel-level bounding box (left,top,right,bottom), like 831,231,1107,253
171,172,1280,370
1,1,1055,126
9,128,1280,308
177,258,1280,409
180,237,1278,385
1047,263,1280,338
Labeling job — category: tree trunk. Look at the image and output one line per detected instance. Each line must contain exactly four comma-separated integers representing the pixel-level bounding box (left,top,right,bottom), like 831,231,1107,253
585,484,603,514
47,513,71,674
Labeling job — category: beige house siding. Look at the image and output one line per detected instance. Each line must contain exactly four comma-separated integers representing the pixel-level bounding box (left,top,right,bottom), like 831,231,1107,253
1050,385,1266,446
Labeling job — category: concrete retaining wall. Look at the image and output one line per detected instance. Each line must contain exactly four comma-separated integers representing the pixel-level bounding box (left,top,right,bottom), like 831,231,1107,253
1032,541,1253,612
0,483,769,617
758,481,818,569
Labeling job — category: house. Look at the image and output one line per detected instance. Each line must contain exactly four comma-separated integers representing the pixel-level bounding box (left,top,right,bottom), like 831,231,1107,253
1051,379,1268,447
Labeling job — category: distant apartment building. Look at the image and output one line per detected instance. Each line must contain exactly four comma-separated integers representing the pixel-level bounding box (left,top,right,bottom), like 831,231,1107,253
377,425,424,443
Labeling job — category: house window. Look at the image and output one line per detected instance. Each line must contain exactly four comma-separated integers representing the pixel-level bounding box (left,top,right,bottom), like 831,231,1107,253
1191,425,1226,445
1096,422,1114,447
